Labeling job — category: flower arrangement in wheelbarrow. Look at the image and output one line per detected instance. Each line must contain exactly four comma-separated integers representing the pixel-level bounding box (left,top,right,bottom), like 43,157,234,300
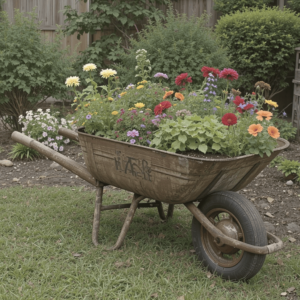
65,50,281,159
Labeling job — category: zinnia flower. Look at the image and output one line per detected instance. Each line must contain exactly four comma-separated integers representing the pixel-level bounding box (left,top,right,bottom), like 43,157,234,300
175,92,184,101
233,96,245,106
256,110,273,121
111,111,119,115
248,124,263,136
268,126,280,139
135,103,145,108
154,101,172,115
265,100,278,108
65,76,80,87
83,63,97,71
154,73,168,79
219,68,239,81
86,114,92,119
163,91,174,99
175,73,192,86
222,113,237,126
100,69,117,79
244,103,254,111
136,85,144,89
201,66,220,78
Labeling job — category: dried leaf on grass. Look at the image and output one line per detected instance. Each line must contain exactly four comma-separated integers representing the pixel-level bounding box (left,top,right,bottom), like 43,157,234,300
206,271,212,279
72,253,82,258
277,258,284,266
158,233,165,239
281,292,287,296
177,296,185,300
287,287,295,293
150,293,158,298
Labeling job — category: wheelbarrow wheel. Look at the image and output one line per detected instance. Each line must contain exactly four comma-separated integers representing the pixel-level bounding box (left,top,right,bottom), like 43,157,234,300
192,191,267,281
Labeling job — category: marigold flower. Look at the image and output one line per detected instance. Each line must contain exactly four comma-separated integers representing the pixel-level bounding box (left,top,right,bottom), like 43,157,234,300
128,107,135,111
108,97,114,101
219,68,239,81
73,99,77,102
265,100,278,108
201,66,220,78
135,103,145,108
100,69,117,79
268,126,280,139
138,80,148,84
222,113,237,126
175,73,192,86
163,91,174,99
256,110,273,121
111,111,119,115
65,76,80,87
175,92,185,101
119,92,127,97
84,103,90,107
248,124,263,136
83,63,97,71
136,85,144,90
146,108,152,111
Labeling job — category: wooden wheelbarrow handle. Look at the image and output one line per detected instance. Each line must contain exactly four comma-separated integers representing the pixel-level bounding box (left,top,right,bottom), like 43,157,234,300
11,131,97,187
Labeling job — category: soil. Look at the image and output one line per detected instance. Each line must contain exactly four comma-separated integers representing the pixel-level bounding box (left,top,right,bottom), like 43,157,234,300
1,129,300,244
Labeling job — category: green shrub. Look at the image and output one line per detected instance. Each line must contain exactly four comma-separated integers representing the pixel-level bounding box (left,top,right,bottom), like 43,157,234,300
9,143,41,161
288,0,300,13
269,155,285,168
273,118,297,141
214,0,273,15
277,159,300,177
215,7,300,98
0,9,74,130
115,8,230,90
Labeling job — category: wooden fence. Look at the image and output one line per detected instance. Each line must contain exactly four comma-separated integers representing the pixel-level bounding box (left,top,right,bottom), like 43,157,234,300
0,0,289,54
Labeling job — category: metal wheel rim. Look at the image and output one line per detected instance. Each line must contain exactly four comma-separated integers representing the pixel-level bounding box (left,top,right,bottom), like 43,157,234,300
200,208,245,268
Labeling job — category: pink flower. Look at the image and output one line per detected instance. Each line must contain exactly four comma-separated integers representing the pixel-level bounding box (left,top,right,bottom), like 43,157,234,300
219,68,239,81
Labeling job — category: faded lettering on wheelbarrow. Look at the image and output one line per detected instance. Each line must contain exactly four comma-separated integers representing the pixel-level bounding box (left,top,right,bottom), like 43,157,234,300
114,151,152,181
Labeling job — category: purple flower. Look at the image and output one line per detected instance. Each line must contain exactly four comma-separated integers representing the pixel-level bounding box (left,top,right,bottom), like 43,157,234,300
48,137,52,142
283,111,287,117
47,126,52,131
56,136,60,140
117,118,123,123
146,140,151,145
130,139,136,144
139,137,143,140
213,107,217,111
140,124,146,128
162,113,167,118
238,103,247,109
147,131,152,135
86,114,92,120
249,109,254,115
192,92,197,96
42,132,47,137
59,146,64,152
154,72,168,79
127,130,139,137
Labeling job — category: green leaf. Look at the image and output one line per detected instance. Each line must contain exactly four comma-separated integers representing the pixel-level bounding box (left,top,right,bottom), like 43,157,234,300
198,144,208,154
178,134,187,143
212,143,221,151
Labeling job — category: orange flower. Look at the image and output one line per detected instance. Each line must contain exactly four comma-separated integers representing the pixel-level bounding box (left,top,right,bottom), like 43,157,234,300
248,124,263,136
175,92,185,101
163,91,174,99
256,110,273,121
268,126,280,139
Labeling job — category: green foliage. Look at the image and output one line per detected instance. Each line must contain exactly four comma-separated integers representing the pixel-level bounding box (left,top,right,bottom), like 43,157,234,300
269,155,285,167
214,0,274,15
0,9,73,130
151,115,229,153
9,143,41,161
277,159,300,177
288,0,300,13
273,118,297,141
215,7,300,98
115,9,230,90
0,146,4,153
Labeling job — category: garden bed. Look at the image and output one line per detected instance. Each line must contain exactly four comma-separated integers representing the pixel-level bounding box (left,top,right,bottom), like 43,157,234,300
1,129,300,244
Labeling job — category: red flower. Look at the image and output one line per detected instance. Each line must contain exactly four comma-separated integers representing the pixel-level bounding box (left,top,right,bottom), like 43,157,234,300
219,68,239,81
222,113,237,126
154,101,172,115
236,107,243,114
243,103,254,111
233,96,245,106
175,73,192,86
201,66,220,78
252,92,256,95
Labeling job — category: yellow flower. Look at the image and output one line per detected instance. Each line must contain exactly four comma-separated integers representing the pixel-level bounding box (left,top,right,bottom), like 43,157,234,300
84,103,90,107
222,90,228,94
75,108,78,111
92,98,96,101
100,68,117,79
119,92,127,97
136,85,144,90
83,63,97,71
146,108,152,111
77,104,81,107
108,97,114,101
73,99,77,103
138,80,148,85
134,102,145,108
65,76,80,87
128,107,135,111
265,100,278,108
111,111,119,115
82,122,85,126
93,112,98,115
216,106,220,108
173,104,177,106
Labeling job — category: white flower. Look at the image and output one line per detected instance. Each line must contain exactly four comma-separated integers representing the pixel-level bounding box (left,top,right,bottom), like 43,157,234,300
37,108,43,112
64,139,70,144
65,76,80,87
61,118,66,125
83,63,97,71
46,109,50,113
100,69,117,79
19,115,23,120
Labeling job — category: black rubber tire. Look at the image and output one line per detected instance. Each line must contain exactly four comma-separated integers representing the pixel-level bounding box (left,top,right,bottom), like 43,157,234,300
192,191,267,281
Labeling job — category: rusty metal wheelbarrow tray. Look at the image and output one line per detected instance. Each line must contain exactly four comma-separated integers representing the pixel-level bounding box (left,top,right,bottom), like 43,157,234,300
11,128,289,266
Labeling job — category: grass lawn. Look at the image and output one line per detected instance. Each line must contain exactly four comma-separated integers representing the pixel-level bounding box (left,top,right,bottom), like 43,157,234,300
0,186,299,299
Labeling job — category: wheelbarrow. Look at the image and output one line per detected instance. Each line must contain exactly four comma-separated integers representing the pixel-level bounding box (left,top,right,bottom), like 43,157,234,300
11,128,290,281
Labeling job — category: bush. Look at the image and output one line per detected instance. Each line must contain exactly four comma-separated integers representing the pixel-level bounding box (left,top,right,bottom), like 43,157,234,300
288,0,300,13
0,9,74,130
215,7,300,98
214,0,273,15
9,143,41,161
115,8,230,90
273,118,297,141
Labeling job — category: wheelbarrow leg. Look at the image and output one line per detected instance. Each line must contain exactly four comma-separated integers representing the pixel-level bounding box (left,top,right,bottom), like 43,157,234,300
108,193,145,250
92,183,103,246
156,201,166,220
167,204,174,219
